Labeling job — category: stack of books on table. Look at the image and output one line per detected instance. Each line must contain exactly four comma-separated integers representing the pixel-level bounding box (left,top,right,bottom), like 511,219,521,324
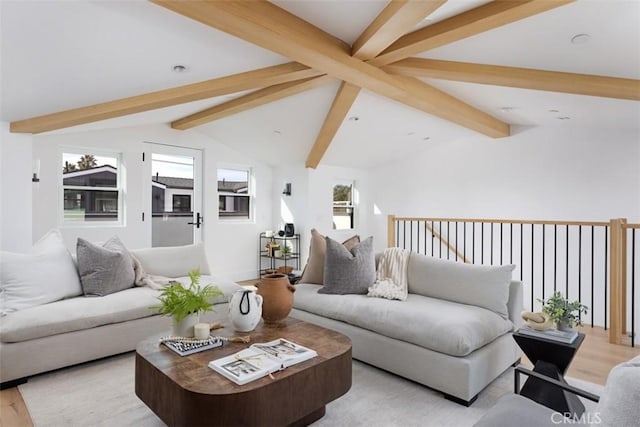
162,336,223,356
518,326,578,344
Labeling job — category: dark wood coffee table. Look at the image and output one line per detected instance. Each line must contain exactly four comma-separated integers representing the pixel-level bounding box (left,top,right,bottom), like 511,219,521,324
135,317,352,426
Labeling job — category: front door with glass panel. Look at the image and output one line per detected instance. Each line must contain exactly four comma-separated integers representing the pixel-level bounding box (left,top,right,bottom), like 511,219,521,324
144,144,203,247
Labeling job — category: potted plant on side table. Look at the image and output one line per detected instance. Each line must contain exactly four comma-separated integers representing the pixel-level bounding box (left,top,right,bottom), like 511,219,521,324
538,291,588,331
149,269,222,337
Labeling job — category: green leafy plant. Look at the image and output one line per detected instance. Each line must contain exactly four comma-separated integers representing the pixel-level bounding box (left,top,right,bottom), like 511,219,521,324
538,291,588,327
149,269,222,322
281,244,292,257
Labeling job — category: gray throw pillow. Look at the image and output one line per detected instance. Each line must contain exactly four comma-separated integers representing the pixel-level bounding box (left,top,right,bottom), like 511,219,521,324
299,229,360,285
77,236,135,297
319,236,375,295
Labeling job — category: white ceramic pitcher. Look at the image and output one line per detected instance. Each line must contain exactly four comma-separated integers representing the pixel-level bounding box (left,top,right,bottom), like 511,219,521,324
229,290,263,332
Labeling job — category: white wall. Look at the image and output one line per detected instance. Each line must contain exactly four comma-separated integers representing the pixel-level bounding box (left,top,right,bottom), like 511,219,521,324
371,126,640,248
0,121,33,252
272,164,373,269
32,124,273,281
369,125,640,327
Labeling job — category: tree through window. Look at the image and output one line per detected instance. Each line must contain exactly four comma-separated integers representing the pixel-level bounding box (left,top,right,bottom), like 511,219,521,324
333,181,354,230
62,151,121,223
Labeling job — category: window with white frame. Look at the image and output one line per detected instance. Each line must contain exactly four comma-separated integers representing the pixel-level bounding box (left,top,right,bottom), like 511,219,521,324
333,181,355,230
218,167,251,220
61,151,122,224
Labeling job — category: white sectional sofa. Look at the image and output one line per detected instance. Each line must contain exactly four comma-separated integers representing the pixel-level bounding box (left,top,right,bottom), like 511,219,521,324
292,251,523,405
0,243,241,387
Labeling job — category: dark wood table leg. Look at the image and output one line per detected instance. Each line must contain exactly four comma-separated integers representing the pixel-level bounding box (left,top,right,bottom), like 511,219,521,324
520,360,585,417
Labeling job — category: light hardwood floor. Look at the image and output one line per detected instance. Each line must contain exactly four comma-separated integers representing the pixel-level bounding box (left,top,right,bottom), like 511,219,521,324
1,326,637,427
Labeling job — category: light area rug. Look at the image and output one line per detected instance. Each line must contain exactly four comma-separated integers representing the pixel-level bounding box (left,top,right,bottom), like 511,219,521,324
19,352,602,427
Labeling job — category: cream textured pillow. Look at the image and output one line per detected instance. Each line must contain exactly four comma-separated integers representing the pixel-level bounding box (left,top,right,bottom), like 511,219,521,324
299,229,359,285
77,236,135,297
0,229,82,315
595,355,640,426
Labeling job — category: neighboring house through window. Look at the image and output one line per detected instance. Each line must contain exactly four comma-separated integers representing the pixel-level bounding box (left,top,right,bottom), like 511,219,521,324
62,151,122,224
333,181,355,230
151,173,194,214
172,194,191,213
218,167,251,220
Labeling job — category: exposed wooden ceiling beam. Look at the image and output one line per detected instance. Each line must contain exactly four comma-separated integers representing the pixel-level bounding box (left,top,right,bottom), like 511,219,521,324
306,0,445,168
172,75,334,130
351,0,447,60
152,0,509,139
370,0,575,67
10,62,321,134
396,75,510,137
305,82,361,169
385,58,640,101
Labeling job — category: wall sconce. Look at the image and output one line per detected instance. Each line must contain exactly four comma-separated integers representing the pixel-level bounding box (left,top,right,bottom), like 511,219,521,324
282,182,291,196
32,159,40,183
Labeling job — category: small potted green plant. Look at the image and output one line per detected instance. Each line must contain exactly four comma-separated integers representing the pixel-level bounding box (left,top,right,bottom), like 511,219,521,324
538,291,588,331
281,244,292,258
149,269,222,337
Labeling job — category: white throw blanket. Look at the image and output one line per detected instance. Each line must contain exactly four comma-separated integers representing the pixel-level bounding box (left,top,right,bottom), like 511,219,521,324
131,254,173,290
367,247,410,301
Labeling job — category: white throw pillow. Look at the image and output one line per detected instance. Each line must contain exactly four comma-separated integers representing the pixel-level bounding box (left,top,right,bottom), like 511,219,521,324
407,253,515,319
129,243,211,278
0,229,82,315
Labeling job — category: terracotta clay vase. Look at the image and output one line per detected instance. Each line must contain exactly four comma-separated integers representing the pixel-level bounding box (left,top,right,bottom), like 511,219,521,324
255,273,295,324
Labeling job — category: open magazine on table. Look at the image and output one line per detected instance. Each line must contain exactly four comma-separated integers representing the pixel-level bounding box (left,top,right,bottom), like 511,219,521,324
208,338,317,385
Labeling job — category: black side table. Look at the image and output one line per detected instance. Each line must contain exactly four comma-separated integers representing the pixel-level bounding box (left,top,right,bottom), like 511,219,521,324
513,330,586,417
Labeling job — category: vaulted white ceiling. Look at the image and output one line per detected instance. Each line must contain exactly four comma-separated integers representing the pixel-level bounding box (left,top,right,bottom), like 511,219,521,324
1,1,639,169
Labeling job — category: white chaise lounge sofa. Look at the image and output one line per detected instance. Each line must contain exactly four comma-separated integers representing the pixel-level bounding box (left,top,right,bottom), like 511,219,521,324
292,251,523,405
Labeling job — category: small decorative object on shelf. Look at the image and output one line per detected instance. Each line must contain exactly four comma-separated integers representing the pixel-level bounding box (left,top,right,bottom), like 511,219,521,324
284,223,295,237
149,269,222,337
255,274,295,324
209,338,316,385
538,291,588,331
281,244,292,258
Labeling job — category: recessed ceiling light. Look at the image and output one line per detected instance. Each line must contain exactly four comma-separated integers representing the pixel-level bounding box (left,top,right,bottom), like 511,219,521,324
500,107,515,113
571,34,591,44
423,136,431,141
557,116,571,120
548,109,560,113
348,116,359,121
172,65,188,73
407,132,415,136
273,130,282,134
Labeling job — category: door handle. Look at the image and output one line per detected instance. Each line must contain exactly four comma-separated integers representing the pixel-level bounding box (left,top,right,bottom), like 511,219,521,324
188,212,203,229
